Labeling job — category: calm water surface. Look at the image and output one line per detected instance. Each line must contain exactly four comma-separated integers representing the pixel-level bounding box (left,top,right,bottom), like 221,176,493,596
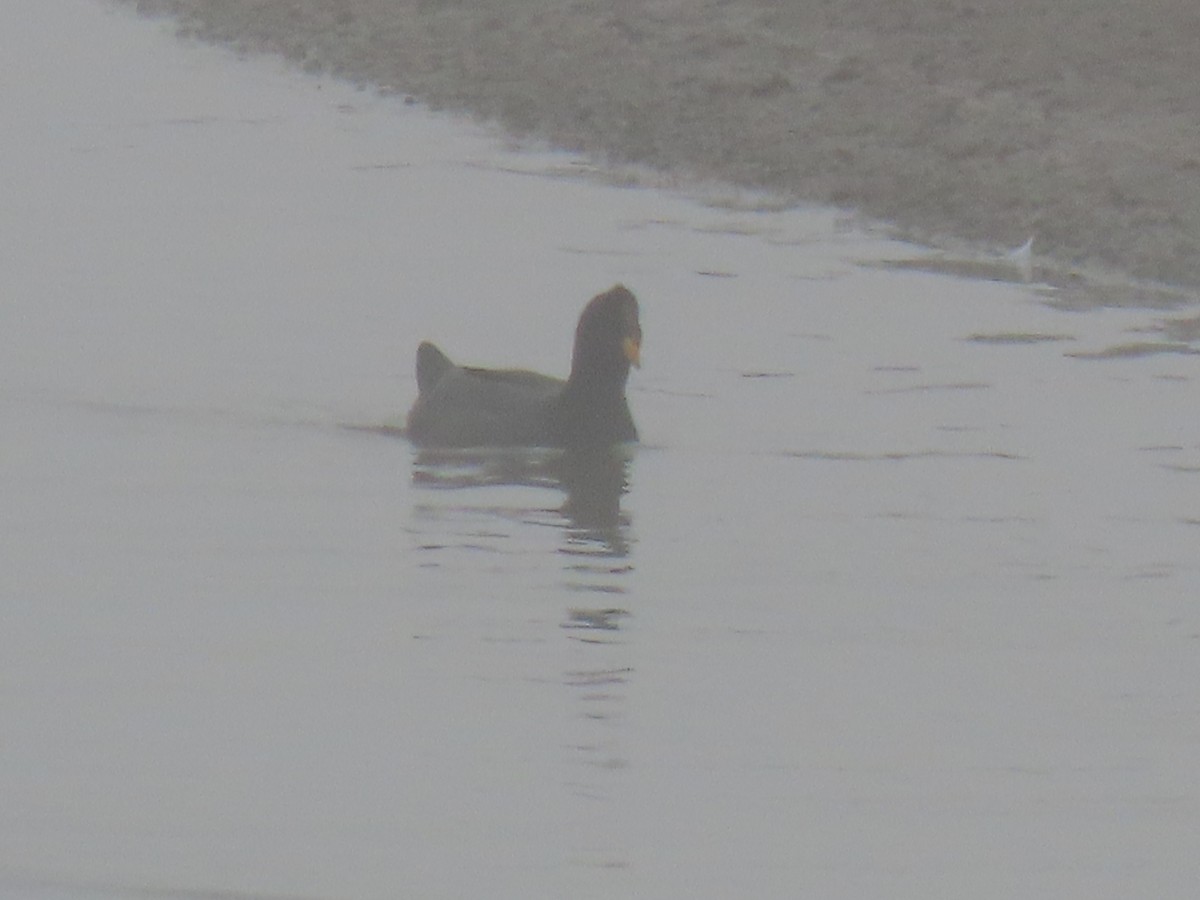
3,2,1200,898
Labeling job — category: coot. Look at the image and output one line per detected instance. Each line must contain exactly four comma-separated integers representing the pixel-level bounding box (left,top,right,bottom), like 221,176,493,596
406,285,642,448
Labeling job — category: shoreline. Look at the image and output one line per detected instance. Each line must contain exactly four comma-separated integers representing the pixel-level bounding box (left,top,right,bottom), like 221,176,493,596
123,0,1200,295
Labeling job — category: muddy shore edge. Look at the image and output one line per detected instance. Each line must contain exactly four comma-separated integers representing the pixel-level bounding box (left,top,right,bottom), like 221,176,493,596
123,0,1200,295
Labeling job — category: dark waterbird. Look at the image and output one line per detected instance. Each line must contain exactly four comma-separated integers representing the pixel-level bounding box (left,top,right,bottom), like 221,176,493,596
406,285,642,449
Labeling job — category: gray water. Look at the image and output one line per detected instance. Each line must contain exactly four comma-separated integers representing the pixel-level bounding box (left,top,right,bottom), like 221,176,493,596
3,2,1200,898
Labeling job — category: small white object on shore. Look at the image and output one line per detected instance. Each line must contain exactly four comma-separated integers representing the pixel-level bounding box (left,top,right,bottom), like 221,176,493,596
1007,235,1034,282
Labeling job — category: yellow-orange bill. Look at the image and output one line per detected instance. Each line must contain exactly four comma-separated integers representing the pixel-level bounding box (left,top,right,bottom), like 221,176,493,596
622,336,641,368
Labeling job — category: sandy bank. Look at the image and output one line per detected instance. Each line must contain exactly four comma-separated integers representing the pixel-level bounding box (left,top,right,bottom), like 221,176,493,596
124,0,1200,292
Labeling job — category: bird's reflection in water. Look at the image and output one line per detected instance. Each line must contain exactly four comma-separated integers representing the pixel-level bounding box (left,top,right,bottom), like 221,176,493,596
411,446,634,562
557,448,633,558
411,445,634,856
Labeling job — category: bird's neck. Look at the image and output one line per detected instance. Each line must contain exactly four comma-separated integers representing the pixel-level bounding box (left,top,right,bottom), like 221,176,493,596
562,370,628,406
566,347,629,394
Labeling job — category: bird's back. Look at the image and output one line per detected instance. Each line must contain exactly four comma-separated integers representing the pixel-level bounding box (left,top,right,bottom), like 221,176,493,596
407,345,565,447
